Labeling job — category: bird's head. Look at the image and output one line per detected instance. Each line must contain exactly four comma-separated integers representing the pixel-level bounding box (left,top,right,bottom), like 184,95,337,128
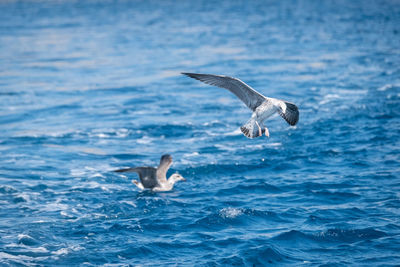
169,173,186,184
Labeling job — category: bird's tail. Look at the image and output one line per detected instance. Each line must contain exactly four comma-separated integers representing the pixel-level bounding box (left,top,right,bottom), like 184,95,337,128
240,119,265,138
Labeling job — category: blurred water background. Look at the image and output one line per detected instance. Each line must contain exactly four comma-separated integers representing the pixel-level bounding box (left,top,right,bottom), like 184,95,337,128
1,0,400,265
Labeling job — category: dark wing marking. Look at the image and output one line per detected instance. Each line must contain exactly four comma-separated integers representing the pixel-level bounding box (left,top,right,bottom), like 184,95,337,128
182,73,266,111
156,154,172,184
114,167,158,188
240,119,265,138
278,101,299,126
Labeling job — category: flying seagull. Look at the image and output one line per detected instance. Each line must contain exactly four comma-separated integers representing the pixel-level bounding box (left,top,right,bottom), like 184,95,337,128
114,154,185,192
182,73,299,138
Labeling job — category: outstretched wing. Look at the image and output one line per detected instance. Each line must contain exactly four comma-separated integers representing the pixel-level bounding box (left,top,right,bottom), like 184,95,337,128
114,167,158,188
156,154,172,184
182,73,266,111
277,101,299,126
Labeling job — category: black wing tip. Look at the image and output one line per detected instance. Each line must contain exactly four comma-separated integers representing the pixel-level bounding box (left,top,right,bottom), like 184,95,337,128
285,115,299,126
291,115,299,126
181,72,197,77
160,154,173,164
114,168,130,173
182,72,203,81
181,72,210,80
161,154,172,160
182,72,226,79
283,102,299,126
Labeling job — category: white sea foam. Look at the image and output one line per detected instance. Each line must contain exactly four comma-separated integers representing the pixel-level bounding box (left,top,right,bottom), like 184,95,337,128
224,128,242,136
219,207,243,219
119,200,137,207
73,147,107,156
15,192,31,202
183,152,200,157
267,142,282,147
70,163,114,178
202,120,222,126
17,234,32,240
319,94,341,105
136,136,155,144
13,129,71,138
4,242,48,254
52,248,69,255
214,144,237,152
92,213,109,219
0,251,34,262
70,168,87,177
29,246,49,253
116,128,129,138
378,84,399,91
200,45,245,55
245,142,282,151
32,220,47,223
52,245,84,256
60,211,73,218
43,202,69,212
89,173,105,179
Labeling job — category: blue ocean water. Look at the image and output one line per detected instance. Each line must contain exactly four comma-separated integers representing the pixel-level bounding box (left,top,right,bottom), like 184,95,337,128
1,0,400,265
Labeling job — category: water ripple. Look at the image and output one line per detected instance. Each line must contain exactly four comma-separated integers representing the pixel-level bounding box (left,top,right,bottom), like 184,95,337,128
1,0,399,265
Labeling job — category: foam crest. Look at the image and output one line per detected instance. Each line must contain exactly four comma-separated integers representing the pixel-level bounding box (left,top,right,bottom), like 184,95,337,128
219,207,243,219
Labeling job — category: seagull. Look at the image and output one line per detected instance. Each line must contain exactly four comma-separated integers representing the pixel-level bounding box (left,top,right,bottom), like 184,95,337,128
182,73,299,138
114,154,185,192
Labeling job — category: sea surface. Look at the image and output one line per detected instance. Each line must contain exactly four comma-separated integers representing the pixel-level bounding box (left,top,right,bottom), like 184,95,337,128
1,0,400,266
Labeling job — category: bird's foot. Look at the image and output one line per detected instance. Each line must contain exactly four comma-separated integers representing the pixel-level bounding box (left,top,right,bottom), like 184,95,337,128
132,180,145,190
255,121,262,137
264,128,270,137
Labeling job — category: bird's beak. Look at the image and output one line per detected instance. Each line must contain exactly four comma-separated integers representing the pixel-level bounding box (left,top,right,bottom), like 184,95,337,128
182,178,186,182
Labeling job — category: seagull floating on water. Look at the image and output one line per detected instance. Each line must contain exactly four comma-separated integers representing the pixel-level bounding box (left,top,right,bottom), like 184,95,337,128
114,154,185,192
182,73,299,138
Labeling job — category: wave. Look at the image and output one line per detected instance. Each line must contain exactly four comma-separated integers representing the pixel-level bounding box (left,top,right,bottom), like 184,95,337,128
273,228,387,244
192,207,291,231
238,245,297,265
217,182,282,195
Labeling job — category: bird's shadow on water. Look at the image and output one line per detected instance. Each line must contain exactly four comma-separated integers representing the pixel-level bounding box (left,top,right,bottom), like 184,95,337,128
135,190,157,198
134,188,183,199
132,189,188,214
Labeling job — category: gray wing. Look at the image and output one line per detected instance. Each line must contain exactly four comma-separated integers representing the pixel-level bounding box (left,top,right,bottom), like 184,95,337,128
114,167,158,188
156,154,172,184
182,73,266,111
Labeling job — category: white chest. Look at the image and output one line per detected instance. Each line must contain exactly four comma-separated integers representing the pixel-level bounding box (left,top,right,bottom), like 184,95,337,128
255,101,278,121
153,182,173,192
